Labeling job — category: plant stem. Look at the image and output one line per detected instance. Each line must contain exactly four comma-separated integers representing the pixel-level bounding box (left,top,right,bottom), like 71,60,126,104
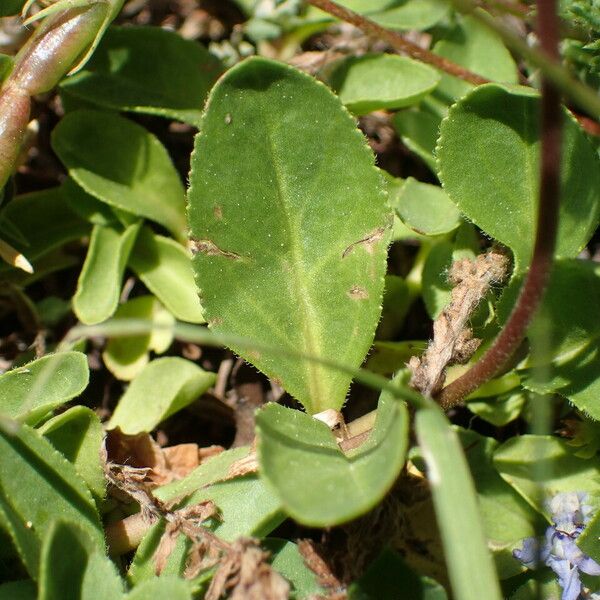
438,0,562,409
306,0,488,85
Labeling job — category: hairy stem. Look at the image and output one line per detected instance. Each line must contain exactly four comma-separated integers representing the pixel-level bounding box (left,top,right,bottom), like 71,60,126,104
306,0,488,85
438,0,562,409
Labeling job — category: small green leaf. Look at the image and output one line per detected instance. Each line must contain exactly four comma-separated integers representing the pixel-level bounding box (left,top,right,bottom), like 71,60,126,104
38,407,105,500
0,419,103,577
415,403,502,600
256,391,408,526
61,26,222,126
0,351,89,425
108,357,215,434
62,178,120,226
493,435,600,515
433,12,518,102
393,107,440,173
577,505,600,563
103,296,175,381
328,54,440,115
52,110,187,242
395,177,461,236
73,222,140,325
370,0,451,30
38,520,123,600
188,57,391,413
0,186,89,262
437,84,600,269
467,391,526,427
366,340,428,375
128,227,205,324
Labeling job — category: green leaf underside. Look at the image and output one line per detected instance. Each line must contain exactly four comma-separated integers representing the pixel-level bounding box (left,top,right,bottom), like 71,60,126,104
415,404,502,600
39,520,123,600
328,54,440,115
187,57,391,414
493,435,600,517
395,177,460,236
0,352,89,425
256,391,408,526
433,12,518,102
60,25,222,126
52,110,187,242
74,222,140,325
437,84,600,270
108,357,215,434
499,259,600,419
0,421,102,577
38,407,106,499
128,227,205,324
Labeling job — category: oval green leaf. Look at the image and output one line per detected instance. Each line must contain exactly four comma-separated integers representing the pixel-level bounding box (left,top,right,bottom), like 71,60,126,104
51,110,187,242
256,391,408,527
328,54,440,115
60,26,222,126
0,352,89,425
187,57,392,414
128,226,205,324
108,357,216,434
73,222,140,325
437,84,600,269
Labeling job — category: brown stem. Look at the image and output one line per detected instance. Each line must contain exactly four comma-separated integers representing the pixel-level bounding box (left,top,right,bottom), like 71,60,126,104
306,0,489,85
438,0,562,409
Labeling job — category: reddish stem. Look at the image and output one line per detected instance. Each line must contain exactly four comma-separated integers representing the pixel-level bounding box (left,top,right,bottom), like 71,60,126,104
306,0,489,85
438,0,562,409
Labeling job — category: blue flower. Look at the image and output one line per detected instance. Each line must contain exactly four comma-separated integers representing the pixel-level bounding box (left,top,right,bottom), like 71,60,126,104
513,492,600,600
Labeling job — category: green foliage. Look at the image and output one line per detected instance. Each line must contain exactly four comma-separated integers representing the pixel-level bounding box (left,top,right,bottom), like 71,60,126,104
188,57,391,414
256,390,408,526
437,84,600,269
108,357,215,434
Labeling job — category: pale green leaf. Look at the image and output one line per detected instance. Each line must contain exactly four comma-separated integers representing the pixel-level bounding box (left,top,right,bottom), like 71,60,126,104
128,227,205,324
73,222,140,325
108,357,215,434
256,391,408,526
103,295,175,381
370,0,451,30
125,577,191,600
61,26,222,126
38,406,105,500
393,107,440,173
395,177,460,236
437,84,600,269
187,56,391,413
0,351,89,425
328,54,440,115
52,110,187,242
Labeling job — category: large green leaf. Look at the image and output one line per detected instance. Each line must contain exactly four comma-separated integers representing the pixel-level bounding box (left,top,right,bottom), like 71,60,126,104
256,391,408,526
370,0,450,30
0,419,103,578
328,54,440,115
415,403,502,600
52,110,187,242
108,357,215,434
73,222,140,325
437,84,600,269
128,226,205,324
38,520,123,600
187,57,391,413
60,26,222,126
433,12,518,102
0,352,89,426
500,259,600,419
